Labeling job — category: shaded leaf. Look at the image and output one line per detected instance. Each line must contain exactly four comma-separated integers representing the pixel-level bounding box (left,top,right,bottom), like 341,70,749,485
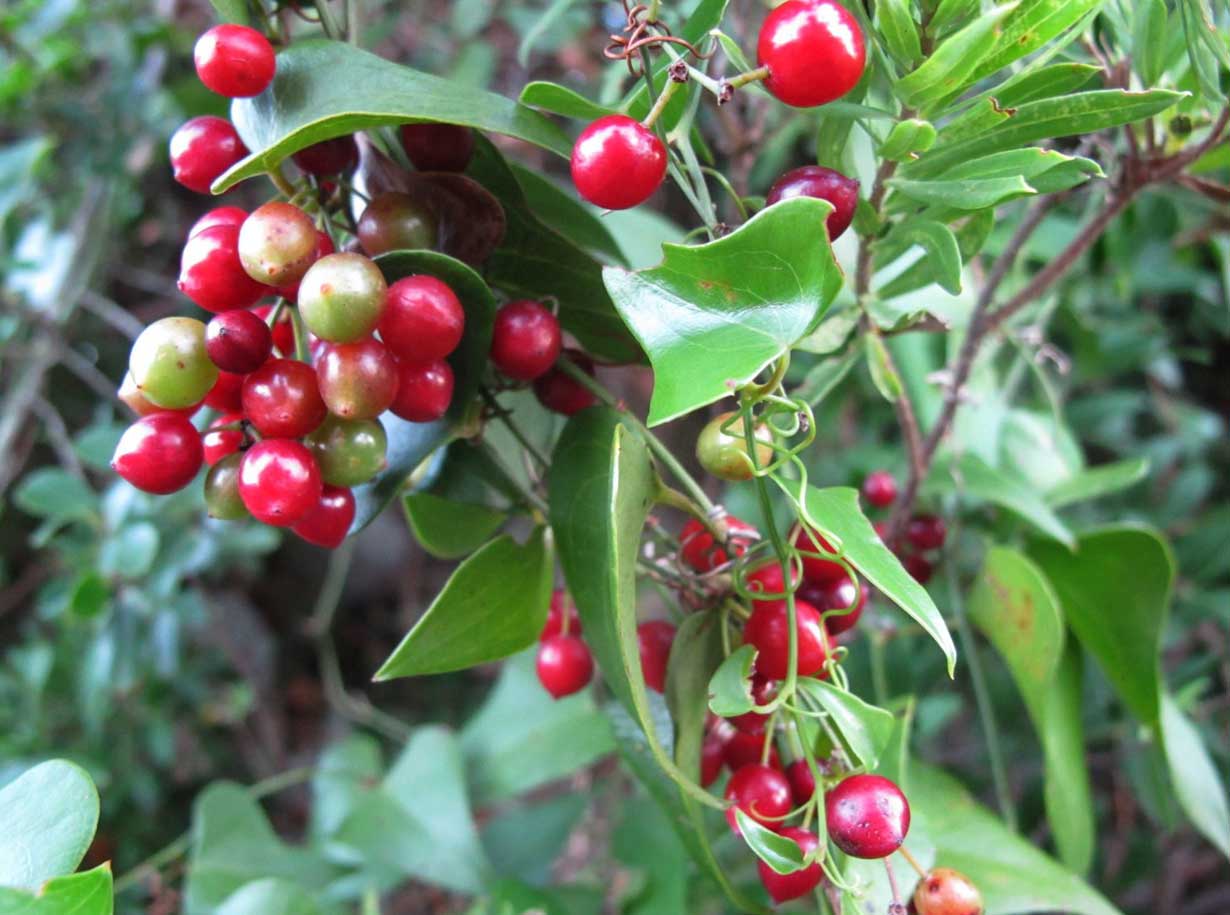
510,164,625,264
734,810,807,875
216,879,324,915
13,469,97,524
1160,691,1230,859
706,645,756,717
796,679,896,771
1046,457,1150,507
402,492,507,559
876,219,962,295
939,453,1075,546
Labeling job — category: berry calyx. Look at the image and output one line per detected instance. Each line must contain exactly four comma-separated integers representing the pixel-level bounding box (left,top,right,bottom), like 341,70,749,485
570,114,667,210
757,827,823,903
238,439,323,526
680,516,757,573
757,0,866,109
238,201,319,287
907,514,947,552
724,764,791,833
112,413,204,495
743,599,831,681
536,635,594,699
766,165,860,241
292,135,358,176
400,123,476,173
315,338,400,421
379,275,465,362
389,358,454,423
193,24,276,98
298,252,389,343
203,413,246,465
913,868,984,915
792,526,846,584
178,223,268,314
357,192,440,256
862,469,898,508
305,416,388,487
489,300,561,381
696,412,774,482
129,316,218,410
204,454,249,520
292,485,356,549
533,350,597,416
825,774,910,859
205,309,273,374
241,358,327,439
637,620,676,693
169,116,248,194
541,590,582,640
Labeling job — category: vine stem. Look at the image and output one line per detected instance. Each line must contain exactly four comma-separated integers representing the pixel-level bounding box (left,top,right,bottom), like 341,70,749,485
480,387,550,469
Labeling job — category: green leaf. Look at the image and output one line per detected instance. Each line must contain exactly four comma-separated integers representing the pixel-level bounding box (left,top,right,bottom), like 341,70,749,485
1029,525,1173,723
863,332,905,401
13,469,97,524
208,0,249,25
795,679,896,771
97,522,160,578
518,81,612,121
928,0,981,37
785,484,957,674
603,197,843,425
402,492,507,559
665,612,725,783
69,573,109,619
0,866,112,915
1134,0,1170,88
309,736,384,842
1046,457,1150,507
217,40,570,191
876,0,922,67
968,0,1106,85
73,424,125,473
482,794,587,886
876,219,962,295
887,175,1037,210
895,6,1016,113
374,530,553,678
510,163,625,264
0,760,99,891
796,346,860,407
706,645,756,717
733,810,808,875
878,209,993,300
1160,691,1230,859
612,796,689,915
939,453,1075,546
216,879,324,915
880,118,936,161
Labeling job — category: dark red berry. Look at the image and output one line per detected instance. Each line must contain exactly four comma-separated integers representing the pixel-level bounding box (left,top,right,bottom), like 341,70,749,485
729,676,777,735
766,165,860,240
111,413,203,494
757,827,823,903
724,764,791,833
536,635,594,699
825,774,910,859
534,350,597,416
380,275,465,362
206,309,273,374
169,116,248,194
292,135,358,176
701,731,728,788
862,469,898,508
179,224,269,314
904,553,934,585
315,338,400,421
907,514,947,552
400,122,476,172
238,439,323,526
194,24,275,98
189,206,247,239
785,759,816,807
813,572,867,636
203,370,245,413
757,0,865,108
389,358,453,423
203,413,245,465
489,300,561,381
724,730,781,772
745,562,800,609
292,485,355,549
571,115,667,210
241,358,327,439
680,517,758,573
913,868,984,915
743,599,831,681
251,304,295,356
792,526,846,584
637,620,676,693
541,590,582,640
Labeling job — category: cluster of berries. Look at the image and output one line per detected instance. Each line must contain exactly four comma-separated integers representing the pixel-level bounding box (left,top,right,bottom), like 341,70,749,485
861,470,950,585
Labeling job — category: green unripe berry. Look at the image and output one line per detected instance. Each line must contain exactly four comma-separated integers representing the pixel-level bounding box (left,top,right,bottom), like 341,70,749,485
357,192,439,256
129,316,217,409
696,412,774,482
204,453,249,520
298,252,388,343
305,415,388,487
238,201,319,287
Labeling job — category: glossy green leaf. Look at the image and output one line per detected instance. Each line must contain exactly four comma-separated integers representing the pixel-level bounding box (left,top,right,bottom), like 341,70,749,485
1160,691,1230,859
0,760,99,891
940,64,1101,143
13,468,97,524
796,679,895,771
946,148,1104,183
0,866,112,915
1134,0,1169,86
968,0,1106,85
208,0,249,25
518,81,612,121
876,219,962,295
940,453,1075,546
510,163,625,264
734,810,808,875
374,530,553,679
665,612,725,781
1046,457,1150,507
895,6,1015,113
216,879,323,915
402,492,506,559
887,175,1037,210
876,0,922,67
216,40,570,191
604,197,843,425
706,645,756,717
878,209,993,300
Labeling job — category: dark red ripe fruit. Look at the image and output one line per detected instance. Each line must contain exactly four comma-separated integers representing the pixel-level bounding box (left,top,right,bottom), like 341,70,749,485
785,759,816,806
766,165,860,241
399,122,476,173
204,370,245,413
315,338,400,421
238,439,322,526
680,517,757,573
206,309,272,373
862,469,898,508
913,868,984,915
380,275,465,362
724,764,792,833
570,114,667,210
242,358,327,438
724,730,781,772
536,635,594,699
203,413,245,465
904,553,934,585
758,827,823,903
729,676,777,735
178,224,268,314
745,562,799,608
792,526,846,584
534,350,597,416
743,599,831,681
251,304,296,356
489,300,561,381
292,485,356,549
189,206,247,239
907,514,947,552
292,135,359,176
825,774,910,859
757,0,866,108
541,590,582,640
389,358,453,423
701,731,728,788
169,116,248,194
112,413,203,494
194,24,275,98
637,620,676,693
813,573,867,636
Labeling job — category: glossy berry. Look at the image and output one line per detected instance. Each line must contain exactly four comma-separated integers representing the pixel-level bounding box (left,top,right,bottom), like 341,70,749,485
904,553,934,585
379,275,465,362
298,252,388,343
305,416,388,487
390,358,454,423
400,122,476,173
792,526,846,584
238,201,319,287
724,730,781,772
241,358,327,439
203,413,245,465
637,620,676,693
129,316,217,410
252,304,296,356
757,827,823,904
205,309,272,374
541,590,582,641
745,562,799,609
112,413,203,494
766,165,860,240
169,116,248,194
696,411,773,482
729,676,776,735
292,485,356,549
913,868,984,915
571,114,667,210
861,469,898,508
825,774,910,859
189,206,247,239
276,230,334,302
178,223,268,313
357,192,439,256
292,135,358,176
679,516,757,573
204,370,245,413
757,0,866,108
743,599,831,681
194,24,275,97
536,635,594,699
724,764,791,833
315,338,399,421
813,572,867,636
204,454,249,520
238,439,322,526
119,372,199,418
489,300,561,381
701,731,728,787
907,514,947,552
785,759,817,806
534,350,597,416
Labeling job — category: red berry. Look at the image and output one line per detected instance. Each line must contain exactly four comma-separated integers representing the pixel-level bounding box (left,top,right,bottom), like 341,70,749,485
315,338,400,421
907,514,947,552
757,827,823,903
812,572,867,636
536,635,594,699
743,599,831,681
292,135,358,176
729,676,777,735
541,590,583,640
111,413,203,494
241,358,327,439
785,759,816,807
745,562,800,608
724,764,791,833
904,553,934,585
862,469,898,508
637,620,676,693
680,517,757,573
757,0,865,108
250,305,296,357
189,206,247,239
238,439,322,526
399,123,476,173
489,300,561,381
169,116,248,194
571,114,667,210
203,370,245,413
792,526,846,584
238,201,319,287
292,485,356,549
825,774,910,859
203,413,245,465
276,231,335,303
178,224,268,314
766,165,860,240
701,731,729,788
913,868,984,915
206,309,273,374
194,24,275,98
389,358,453,423
379,275,465,362
724,730,781,772
534,350,597,416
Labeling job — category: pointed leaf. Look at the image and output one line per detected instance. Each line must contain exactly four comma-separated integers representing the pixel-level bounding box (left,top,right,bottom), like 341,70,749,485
895,6,1016,113
796,679,896,771
519,81,612,121
734,810,808,875
0,760,99,891
1160,690,1230,859
1046,457,1150,507
402,492,507,559
876,219,962,294
887,175,1037,210
969,0,1106,85
706,645,757,717
940,453,1075,546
